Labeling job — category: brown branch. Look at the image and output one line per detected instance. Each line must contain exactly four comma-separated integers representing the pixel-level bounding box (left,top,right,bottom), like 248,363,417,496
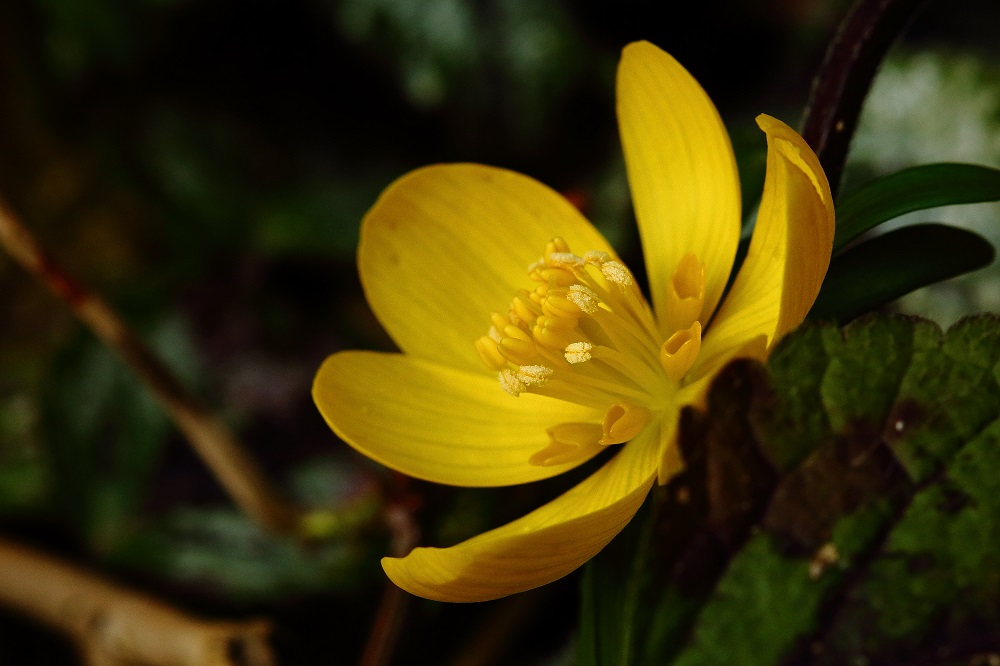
358,500,420,666
0,195,300,535
801,0,931,198
0,538,274,666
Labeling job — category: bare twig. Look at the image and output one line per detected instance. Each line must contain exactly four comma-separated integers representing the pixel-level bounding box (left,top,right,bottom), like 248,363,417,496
0,538,274,666
0,195,300,535
801,0,931,198
358,499,420,666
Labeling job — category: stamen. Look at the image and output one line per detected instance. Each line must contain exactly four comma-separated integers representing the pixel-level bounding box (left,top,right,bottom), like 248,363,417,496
545,237,571,257
660,321,702,383
664,253,706,336
583,250,610,264
567,284,599,314
600,403,653,445
498,369,526,396
497,331,538,365
517,364,553,387
547,252,585,268
529,422,604,466
475,335,507,371
600,260,633,287
533,315,579,350
542,294,583,319
564,341,593,364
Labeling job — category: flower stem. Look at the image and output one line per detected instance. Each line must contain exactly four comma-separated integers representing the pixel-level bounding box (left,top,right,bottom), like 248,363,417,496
801,0,931,198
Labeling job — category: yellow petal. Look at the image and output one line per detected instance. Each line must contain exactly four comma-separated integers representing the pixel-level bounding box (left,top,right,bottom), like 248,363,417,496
381,426,660,602
359,164,615,373
617,41,741,332
700,115,834,360
313,351,604,487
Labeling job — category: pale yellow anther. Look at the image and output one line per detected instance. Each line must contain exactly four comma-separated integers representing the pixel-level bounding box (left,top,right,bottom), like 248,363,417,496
517,365,553,387
529,422,604,466
490,312,509,331
547,252,585,268
564,341,593,364
475,335,507,371
567,284,599,314
543,295,583,319
664,252,706,335
583,250,611,265
533,316,579,350
600,261,633,287
498,336,538,365
498,369,526,397
599,403,653,445
659,321,702,383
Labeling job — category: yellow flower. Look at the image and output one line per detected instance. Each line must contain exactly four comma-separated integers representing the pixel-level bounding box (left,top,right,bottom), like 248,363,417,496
313,41,834,602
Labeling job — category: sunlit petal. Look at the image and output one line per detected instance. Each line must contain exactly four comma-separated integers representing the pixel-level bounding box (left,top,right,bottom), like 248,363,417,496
360,164,615,373
700,115,834,360
617,41,741,332
313,351,605,487
381,427,660,602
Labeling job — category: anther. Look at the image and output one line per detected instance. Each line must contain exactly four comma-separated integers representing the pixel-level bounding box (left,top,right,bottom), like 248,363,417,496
512,292,540,323
475,336,507,371
542,294,583,319
498,369,526,397
583,250,611,264
545,237,571,257
567,284,599,313
660,321,702,383
538,267,577,286
600,261,633,287
547,252,585,268
599,403,652,445
533,316,579,349
564,341,593,364
517,364,553,387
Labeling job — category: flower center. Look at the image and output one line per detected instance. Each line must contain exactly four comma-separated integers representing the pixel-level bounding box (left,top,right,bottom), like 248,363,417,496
475,238,706,466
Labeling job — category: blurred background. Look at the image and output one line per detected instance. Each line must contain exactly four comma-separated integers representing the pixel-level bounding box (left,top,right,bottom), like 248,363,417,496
0,0,998,663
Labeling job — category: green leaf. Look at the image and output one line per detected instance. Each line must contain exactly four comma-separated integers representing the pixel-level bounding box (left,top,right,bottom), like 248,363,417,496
834,162,1000,251
810,223,994,323
578,497,657,666
580,315,1000,665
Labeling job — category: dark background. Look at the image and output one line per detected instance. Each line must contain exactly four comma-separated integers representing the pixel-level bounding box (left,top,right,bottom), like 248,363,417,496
0,0,997,663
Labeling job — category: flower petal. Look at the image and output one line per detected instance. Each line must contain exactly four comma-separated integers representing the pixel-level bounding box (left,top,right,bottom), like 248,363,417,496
617,41,741,331
381,426,660,602
700,115,834,361
360,164,615,373
313,350,605,487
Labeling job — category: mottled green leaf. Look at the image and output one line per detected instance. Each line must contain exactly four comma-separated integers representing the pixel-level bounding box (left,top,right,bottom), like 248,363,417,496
580,315,1000,665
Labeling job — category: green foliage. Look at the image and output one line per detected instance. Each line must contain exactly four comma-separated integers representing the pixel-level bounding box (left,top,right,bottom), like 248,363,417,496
812,223,994,323
579,315,1000,665
834,163,1000,251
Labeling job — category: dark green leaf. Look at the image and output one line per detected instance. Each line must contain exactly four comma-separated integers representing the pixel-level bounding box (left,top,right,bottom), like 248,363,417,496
834,163,1000,251
578,497,657,666
810,223,994,323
